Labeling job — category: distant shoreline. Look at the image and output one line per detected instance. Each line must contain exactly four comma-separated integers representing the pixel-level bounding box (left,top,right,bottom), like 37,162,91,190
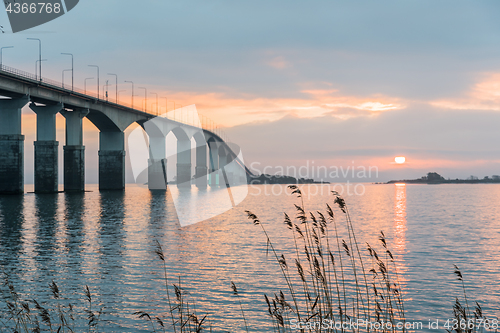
386,179,500,184
386,171,500,184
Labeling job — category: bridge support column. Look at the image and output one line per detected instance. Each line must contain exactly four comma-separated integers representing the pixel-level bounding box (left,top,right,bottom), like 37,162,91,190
148,135,167,191
219,152,233,187
208,142,219,188
176,139,191,187
99,131,125,190
195,144,207,189
61,108,89,192
30,103,62,193
0,96,29,194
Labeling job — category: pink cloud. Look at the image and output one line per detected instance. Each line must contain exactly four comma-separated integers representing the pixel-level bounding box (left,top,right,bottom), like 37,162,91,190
430,72,500,111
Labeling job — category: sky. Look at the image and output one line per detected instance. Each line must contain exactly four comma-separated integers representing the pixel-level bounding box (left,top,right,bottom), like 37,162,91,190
2,0,500,182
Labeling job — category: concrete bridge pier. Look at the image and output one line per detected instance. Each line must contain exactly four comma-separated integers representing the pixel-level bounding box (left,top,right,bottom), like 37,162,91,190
61,108,89,192
195,144,208,189
219,149,234,187
29,103,63,193
99,131,126,190
208,141,219,188
148,135,167,191
0,96,29,194
176,139,192,187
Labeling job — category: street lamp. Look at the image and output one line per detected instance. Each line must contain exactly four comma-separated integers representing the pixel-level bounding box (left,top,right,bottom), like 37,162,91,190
118,89,126,104
108,73,117,103
88,65,99,99
139,87,147,112
163,98,176,119
84,77,94,94
105,80,109,101
27,38,42,81
163,97,168,113
35,59,47,78
151,92,158,115
0,46,13,67
61,53,73,91
125,80,134,108
62,69,72,89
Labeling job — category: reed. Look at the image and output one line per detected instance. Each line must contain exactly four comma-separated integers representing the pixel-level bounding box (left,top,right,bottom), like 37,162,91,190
231,281,249,333
136,242,211,333
245,185,406,332
0,271,102,332
447,265,484,333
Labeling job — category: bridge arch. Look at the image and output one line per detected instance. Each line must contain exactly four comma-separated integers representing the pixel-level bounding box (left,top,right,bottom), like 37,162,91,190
83,109,144,191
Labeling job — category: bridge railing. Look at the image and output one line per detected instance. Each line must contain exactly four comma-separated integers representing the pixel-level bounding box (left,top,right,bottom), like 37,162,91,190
0,64,229,142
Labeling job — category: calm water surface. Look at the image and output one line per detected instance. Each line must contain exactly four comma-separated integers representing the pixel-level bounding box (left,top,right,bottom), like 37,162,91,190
0,184,499,332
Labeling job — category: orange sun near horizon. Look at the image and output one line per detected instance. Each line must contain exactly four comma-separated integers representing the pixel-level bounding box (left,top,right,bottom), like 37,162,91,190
394,156,406,164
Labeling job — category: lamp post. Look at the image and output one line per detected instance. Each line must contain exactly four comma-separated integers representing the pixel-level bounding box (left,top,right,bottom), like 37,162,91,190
164,99,176,119
151,92,158,115
84,77,94,95
62,69,72,89
163,97,168,115
88,65,99,99
105,80,109,101
118,89,126,104
101,81,109,101
125,80,134,108
61,53,73,91
108,73,117,102
139,87,147,112
27,38,41,81
0,46,13,67
35,59,47,79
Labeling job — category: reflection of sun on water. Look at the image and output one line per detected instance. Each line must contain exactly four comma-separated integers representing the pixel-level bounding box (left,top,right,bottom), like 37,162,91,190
394,183,407,252
394,184,409,285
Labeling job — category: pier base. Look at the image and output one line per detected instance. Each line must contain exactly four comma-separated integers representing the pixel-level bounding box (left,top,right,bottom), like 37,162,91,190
0,135,24,194
98,131,125,191
195,166,208,189
177,163,192,187
64,146,85,192
209,142,219,188
34,141,59,193
148,158,167,190
0,96,29,194
99,150,126,190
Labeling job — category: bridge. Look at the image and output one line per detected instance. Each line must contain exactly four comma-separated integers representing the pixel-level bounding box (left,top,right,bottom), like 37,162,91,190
0,64,250,194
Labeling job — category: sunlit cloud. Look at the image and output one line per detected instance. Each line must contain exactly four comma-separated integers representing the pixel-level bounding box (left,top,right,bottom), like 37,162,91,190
430,73,500,111
146,87,406,127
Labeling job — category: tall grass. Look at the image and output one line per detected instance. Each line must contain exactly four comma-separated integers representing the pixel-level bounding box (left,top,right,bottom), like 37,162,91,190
0,270,102,332
447,265,485,333
134,241,211,333
245,185,406,332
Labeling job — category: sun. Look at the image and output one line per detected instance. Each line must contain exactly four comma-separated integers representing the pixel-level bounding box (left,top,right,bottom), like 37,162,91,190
394,156,406,164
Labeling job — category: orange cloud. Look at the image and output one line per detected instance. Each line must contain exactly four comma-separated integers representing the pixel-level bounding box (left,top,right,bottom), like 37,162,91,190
430,72,500,111
146,87,406,127
21,85,405,132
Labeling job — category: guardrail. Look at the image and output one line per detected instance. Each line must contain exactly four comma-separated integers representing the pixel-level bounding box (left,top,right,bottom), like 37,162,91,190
0,64,229,142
